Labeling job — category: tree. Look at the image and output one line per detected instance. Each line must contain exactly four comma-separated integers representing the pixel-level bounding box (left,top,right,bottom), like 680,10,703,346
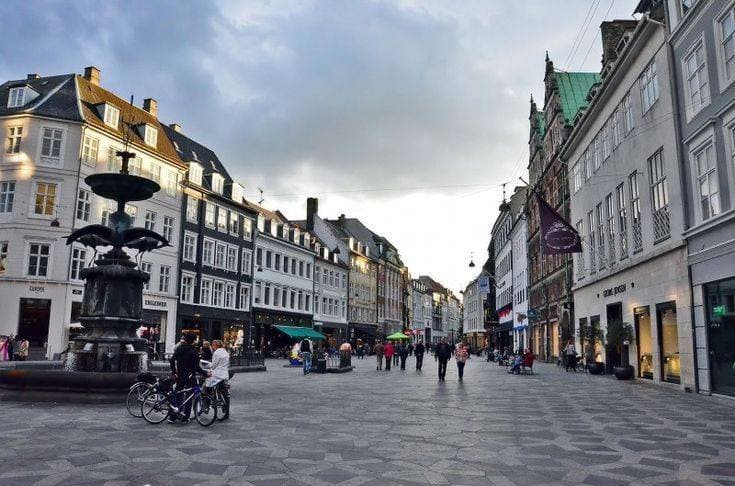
605,319,635,366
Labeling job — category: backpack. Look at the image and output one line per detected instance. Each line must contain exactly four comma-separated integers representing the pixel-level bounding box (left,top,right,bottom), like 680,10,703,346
300,339,311,353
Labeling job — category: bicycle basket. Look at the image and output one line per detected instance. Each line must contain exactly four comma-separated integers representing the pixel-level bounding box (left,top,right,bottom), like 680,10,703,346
136,372,156,384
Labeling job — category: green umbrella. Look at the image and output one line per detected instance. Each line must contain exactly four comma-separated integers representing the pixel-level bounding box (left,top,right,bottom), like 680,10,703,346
386,332,411,340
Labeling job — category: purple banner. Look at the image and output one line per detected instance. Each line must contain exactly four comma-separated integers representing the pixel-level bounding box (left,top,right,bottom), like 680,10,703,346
537,194,582,255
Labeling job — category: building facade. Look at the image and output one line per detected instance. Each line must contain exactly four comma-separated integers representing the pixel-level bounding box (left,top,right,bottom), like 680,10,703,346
510,189,529,352
0,67,185,358
527,57,600,362
312,243,349,346
663,0,735,396
411,278,432,343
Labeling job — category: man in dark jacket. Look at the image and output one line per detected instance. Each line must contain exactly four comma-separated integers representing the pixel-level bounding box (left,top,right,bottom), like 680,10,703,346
435,338,452,381
414,340,425,371
399,343,409,370
168,333,208,423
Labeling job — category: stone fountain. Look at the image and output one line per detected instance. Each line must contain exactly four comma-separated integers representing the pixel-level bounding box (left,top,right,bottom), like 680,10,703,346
65,150,168,373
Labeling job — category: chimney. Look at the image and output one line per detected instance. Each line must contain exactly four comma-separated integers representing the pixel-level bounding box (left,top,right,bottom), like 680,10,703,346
169,123,182,133
27,74,40,80
306,197,319,230
143,98,158,118
83,66,100,86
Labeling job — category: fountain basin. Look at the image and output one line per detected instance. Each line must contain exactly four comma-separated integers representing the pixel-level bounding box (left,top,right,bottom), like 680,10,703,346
85,173,160,202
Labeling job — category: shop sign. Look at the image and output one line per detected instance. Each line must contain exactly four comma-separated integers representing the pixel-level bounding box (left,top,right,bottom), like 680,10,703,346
713,305,726,316
72,289,83,295
29,285,45,294
478,276,491,293
144,299,168,308
602,284,627,298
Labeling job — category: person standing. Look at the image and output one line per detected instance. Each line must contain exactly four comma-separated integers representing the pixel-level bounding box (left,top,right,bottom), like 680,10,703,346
0,335,10,361
299,337,313,375
19,338,29,361
383,341,394,371
414,340,425,371
435,338,452,381
200,341,213,362
393,343,400,367
399,343,409,370
564,340,576,372
455,342,469,381
373,341,384,370
5,334,14,361
205,339,230,420
168,333,208,423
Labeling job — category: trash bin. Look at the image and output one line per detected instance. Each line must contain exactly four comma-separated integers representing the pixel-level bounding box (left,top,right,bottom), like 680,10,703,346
316,358,327,373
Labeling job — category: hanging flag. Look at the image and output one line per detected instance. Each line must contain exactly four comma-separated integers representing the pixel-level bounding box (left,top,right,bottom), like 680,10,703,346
536,194,582,254
478,276,491,293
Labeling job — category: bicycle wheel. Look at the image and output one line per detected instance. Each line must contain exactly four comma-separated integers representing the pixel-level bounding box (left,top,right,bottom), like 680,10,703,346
194,391,217,426
216,387,230,421
141,392,170,424
126,383,152,418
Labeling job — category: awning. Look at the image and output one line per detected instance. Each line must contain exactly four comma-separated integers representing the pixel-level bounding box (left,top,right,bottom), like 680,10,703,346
274,325,326,340
496,321,513,333
351,323,380,337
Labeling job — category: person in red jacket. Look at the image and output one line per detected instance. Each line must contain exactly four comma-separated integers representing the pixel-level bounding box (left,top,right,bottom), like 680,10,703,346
383,341,394,371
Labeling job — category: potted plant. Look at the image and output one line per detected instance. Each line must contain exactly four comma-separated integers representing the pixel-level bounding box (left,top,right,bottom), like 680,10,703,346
578,320,605,375
605,319,635,380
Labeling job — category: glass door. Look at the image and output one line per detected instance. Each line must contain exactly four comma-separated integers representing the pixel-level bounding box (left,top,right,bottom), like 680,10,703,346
657,303,680,384
705,278,735,396
635,307,653,379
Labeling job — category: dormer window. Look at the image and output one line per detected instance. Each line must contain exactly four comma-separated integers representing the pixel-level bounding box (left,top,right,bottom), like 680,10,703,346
282,224,289,239
293,228,300,243
188,162,203,185
257,215,265,232
315,243,321,255
143,124,158,147
231,183,244,203
8,87,28,108
270,219,278,236
102,104,120,128
211,173,224,194
303,232,310,247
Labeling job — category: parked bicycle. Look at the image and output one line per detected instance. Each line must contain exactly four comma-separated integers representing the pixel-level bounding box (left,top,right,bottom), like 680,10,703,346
126,372,157,418
141,374,217,426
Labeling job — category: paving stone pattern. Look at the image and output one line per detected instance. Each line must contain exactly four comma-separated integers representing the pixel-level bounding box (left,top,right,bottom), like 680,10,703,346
2,357,735,485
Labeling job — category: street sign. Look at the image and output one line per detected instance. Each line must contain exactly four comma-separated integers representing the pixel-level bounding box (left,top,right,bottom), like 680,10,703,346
713,305,727,316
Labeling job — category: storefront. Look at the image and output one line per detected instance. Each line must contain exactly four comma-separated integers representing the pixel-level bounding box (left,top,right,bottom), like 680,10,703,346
573,247,693,390
314,321,348,348
349,322,381,347
703,278,735,396
177,302,251,355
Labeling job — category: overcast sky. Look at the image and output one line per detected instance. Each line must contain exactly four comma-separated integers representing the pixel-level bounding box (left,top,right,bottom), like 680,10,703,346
0,0,638,295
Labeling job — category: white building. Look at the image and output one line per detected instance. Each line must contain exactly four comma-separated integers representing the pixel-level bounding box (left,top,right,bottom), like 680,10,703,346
250,205,316,349
462,274,488,349
411,278,431,343
510,189,529,351
563,13,693,389
312,242,349,345
0,67,185,358
492,201,514,350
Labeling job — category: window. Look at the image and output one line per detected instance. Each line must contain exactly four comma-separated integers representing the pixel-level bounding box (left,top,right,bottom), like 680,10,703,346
275,253,281,271
211,174,224,194
183,233,197,262
605,193,616,264
229,213,239,234
694,142,720,220
212,281,224,307
264,284,271,305
617,184,628,260
256,247,262,267
8,87,26,108
165,171,177,197
217,207,227,231
291,259,296,275
34,182,57,216
27,243,50,277
719,7,735,82
241,249,252,274
265,251,272,269
306,263,311,279
611,109,622,148
76,189,91,222
188,162,203,185
144,125,158,147
629,172,643,252
163,216,174,243
148,162,161,183
40,127,63,160
126,204,137,225
107,146,121,172
243,219,252,239
225,283,236,309
159,265,171,293
200,278,212,305
202,238,214,266
186,197,198,222
82,135,99,166
205,203,216,227
284,256,290,274
129,157,141,176
572,162,582,193
622,94,634,133
593,136,601,171
70,247,86,280
602,123,611,159
239,285,250,311
299,260,304,277
254,282,262,304
5,126,22,154
140,262,152,291
640,61,659,113
227,246,238,272
596,202,606,269
274,287,281,307
144,210,157,231
0,181,15,213
649,149,670,240
684,41,710,115
103,104,120,128
180,274,195,303
215,243,226,268
0,241,7,275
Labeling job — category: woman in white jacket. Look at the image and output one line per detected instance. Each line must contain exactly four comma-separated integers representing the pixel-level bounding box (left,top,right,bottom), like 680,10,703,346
205,340,230,420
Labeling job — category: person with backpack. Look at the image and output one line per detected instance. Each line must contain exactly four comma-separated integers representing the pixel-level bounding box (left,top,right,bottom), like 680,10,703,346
299,337,313,375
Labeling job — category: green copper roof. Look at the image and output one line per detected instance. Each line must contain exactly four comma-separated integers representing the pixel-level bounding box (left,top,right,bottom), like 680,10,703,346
535,111,546,137
554,71,601,125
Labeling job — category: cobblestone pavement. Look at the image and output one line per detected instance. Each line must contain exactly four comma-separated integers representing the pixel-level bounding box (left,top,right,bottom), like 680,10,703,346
2,357,735,486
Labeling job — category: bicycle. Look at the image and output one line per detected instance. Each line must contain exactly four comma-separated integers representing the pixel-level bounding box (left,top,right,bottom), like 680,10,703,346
126,372,157,418
212,380,231,421
141,376,217,426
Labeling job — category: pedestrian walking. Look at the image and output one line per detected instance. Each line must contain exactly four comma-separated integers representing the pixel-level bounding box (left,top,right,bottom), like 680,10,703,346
373,341,384,370
299,337,313,375
384,341,394,371
393,344,400,366
399,343,409,370
4,334,14,361
414,340,425,371
0,335,11,361
435,337,451,381
455,342,469,381
564,340,576,372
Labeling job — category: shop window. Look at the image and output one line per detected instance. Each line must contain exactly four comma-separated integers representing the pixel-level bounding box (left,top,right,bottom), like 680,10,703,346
704,278,735,396
635,307,653,379
657,303,680,384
